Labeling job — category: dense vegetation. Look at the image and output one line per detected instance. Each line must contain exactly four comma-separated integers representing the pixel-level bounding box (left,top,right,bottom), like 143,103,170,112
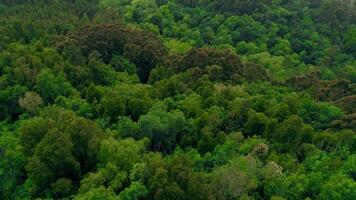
0,0,355,199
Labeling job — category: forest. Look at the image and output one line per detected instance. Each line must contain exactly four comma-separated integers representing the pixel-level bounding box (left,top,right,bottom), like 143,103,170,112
0,0,355,199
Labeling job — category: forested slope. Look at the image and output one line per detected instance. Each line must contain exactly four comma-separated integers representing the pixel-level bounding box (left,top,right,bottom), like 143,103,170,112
0,0,355,199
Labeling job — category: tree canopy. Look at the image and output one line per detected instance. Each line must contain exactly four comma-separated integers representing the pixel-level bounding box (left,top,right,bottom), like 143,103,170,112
0,0,355,199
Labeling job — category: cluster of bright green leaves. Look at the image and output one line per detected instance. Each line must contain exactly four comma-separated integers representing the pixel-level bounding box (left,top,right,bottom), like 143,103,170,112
98,0,356,80
0,0,355,200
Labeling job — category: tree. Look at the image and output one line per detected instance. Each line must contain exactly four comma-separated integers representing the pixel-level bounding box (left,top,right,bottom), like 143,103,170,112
134,103,192,153
94,7,123,24
223,99,251,133
264,173,308,200
110,55,136,74
118,181,149,200
68,23,166,82
344,26,356,56
176,93,203,118
0,85,27,120
244,111,268,136
242,62,270,82
98,138,146,171
1,0,356,199
236,41,259,55
271,39,292,56
181,48,244,81
212,0,270,15
66,115,105,172
74,186,116,200
314,0,356,32
51,178,74,198
274,115,304,152
319,175,356,200
0,130,26,200
87,55,117,85
297,99,343,131
35,69,77,104
145,154,213,200
101,90,126,122
18,91,43,114
25,129,80,197
18,107,104,198
18,117,55,156
131,0,158,22
123,28,166,82
99,0,131,9
100,83,153,122
212,157,260,200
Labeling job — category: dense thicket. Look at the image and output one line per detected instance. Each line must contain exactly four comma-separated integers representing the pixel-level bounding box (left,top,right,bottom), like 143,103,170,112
0,0,355,199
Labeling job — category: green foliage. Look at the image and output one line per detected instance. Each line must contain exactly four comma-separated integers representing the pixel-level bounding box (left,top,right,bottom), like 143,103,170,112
136,103,191,153
0,0,355,199
98,138,146,171
26,128,79,196
244,111,268,136
118,181,148,200
271,39,292,56
319,175,356,200
0,85,27,120
164,39,192,54
344,26,356,55
65,23,166,82
18,107,104,197
297,99,344,131
0,130,26,199
35,69,77,104
75,186,116,200
236,41,259,55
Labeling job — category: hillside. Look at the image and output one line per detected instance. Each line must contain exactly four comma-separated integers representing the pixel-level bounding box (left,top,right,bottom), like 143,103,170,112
0,0,355,199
